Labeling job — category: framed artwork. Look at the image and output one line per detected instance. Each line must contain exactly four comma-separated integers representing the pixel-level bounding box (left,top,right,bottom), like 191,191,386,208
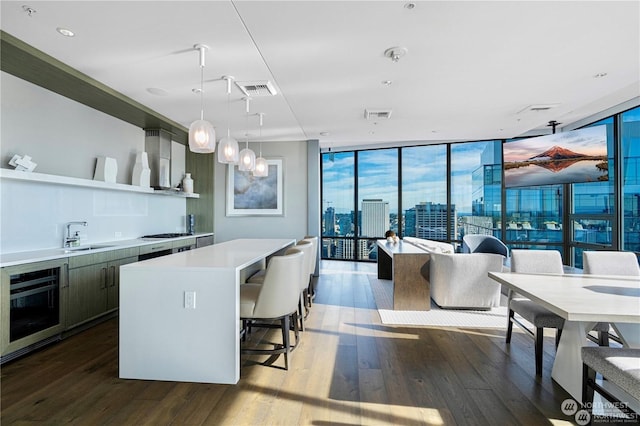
226,158,284,216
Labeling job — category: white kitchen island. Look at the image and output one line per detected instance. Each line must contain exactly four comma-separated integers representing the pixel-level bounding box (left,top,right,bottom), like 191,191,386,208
119,238,295,384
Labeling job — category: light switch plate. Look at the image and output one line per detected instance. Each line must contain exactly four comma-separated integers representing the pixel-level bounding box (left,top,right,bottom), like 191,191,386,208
184,291,196,309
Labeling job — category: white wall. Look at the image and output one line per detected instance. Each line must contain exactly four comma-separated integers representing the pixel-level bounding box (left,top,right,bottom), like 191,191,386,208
214,141,308,242
0,72,187,252
1,72,144,182
1,179,188,252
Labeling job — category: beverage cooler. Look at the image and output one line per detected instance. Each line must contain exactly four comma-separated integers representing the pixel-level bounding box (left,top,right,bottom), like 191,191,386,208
1,258,68,363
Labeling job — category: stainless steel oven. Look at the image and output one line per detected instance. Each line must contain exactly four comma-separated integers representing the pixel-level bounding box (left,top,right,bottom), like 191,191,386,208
1,258,68,363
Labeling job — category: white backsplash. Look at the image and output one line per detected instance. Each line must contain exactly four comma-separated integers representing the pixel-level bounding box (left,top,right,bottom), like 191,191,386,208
0,179,187,253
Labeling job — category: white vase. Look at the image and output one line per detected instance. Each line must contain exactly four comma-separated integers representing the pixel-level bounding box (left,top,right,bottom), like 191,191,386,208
94,156,118,183
132,152,151,187
182,173,194,194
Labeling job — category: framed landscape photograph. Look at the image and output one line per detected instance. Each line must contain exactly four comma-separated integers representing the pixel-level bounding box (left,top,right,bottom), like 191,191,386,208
226,158,283,216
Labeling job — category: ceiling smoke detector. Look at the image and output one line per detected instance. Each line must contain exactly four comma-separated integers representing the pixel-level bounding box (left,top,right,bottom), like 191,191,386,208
235,80,278,97
364,109,392,120
384,46,408,63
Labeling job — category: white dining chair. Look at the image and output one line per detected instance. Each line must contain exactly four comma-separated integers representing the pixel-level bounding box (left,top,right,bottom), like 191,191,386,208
507,249,566,377
582,250,640,345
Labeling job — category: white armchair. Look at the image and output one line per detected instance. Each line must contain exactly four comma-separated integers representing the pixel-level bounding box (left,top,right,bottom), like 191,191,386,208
429,252,505,309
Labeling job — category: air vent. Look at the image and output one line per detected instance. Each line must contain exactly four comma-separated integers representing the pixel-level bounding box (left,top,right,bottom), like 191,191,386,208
235,80,278,97
517,104,560,114
364,109,392,120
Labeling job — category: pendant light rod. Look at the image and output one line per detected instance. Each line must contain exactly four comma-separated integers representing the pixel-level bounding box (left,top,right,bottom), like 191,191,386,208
194,44,209,121
244,96,252,147
257,112,264,155
222,75,235,138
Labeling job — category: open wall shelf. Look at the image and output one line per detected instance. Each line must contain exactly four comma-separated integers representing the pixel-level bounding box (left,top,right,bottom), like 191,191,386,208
0,169,199,198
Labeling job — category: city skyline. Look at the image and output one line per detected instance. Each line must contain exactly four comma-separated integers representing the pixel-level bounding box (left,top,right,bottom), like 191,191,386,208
322,141,498,216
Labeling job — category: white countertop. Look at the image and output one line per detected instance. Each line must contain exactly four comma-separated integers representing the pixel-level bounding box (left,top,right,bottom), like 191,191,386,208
0,233,213,267
125,238,295,271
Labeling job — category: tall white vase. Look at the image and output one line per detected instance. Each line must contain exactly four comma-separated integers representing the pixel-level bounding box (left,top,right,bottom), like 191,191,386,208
132,152,151,187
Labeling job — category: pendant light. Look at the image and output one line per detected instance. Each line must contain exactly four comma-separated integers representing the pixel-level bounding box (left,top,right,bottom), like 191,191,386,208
238,97,256,172
188,44,216,153
217,76,239,164
253,112,268,177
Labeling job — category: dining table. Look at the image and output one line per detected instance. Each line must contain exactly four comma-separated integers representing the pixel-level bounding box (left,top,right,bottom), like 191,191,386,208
488,271,640,402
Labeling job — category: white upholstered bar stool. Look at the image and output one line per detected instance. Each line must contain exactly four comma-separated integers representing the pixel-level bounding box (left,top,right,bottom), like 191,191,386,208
582,250,640,346
240,249,304,370
507,249,566,377
247,239,314,332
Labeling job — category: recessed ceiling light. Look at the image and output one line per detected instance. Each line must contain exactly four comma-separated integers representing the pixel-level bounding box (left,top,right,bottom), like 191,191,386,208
382,80,393,86
404,3,416,9
320,132,329,136
147,88,169,96
56,27,75,37
594,72,608,78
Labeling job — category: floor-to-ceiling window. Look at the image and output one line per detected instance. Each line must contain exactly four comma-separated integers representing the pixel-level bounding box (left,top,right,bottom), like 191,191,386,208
320,105,640,264
452,140,502,246
401,145,447,239
621,106,640,252
357,149,398,261
321,151,355,260
570,117,615,267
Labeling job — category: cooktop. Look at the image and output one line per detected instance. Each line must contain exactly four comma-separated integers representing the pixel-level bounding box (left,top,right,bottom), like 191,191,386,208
141,233,193,239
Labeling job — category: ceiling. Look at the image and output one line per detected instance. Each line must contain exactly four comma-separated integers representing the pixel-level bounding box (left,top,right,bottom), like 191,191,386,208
1,1,638,150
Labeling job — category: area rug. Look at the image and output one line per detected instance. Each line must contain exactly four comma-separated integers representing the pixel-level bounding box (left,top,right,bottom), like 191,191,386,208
369,275,509,328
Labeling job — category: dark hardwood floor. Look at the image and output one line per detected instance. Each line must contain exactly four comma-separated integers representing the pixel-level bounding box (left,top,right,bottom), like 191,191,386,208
2,260,584,425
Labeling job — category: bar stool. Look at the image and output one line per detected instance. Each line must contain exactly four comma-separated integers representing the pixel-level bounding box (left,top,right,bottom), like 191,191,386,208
240,248,304,370
247,240,313,331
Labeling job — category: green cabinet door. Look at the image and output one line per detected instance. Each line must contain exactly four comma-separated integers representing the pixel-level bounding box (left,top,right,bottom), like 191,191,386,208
105,256,138,312
67,262,109,328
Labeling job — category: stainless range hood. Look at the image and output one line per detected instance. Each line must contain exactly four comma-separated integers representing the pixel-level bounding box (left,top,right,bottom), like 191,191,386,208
144,129,172,189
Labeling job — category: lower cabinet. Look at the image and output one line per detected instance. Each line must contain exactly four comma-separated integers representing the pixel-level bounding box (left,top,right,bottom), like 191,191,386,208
67,249,138,330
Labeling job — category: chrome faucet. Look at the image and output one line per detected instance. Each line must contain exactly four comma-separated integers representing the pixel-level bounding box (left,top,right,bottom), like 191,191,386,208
64,221,88,248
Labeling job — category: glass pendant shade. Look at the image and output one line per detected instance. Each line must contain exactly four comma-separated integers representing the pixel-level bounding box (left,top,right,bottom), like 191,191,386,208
254,156,268,177
217,135,239,164
238,146,256,171
189,119,216,153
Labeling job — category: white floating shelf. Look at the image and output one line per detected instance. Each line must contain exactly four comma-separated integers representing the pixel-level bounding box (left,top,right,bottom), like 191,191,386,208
0,168,198,198
154,189,200,198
